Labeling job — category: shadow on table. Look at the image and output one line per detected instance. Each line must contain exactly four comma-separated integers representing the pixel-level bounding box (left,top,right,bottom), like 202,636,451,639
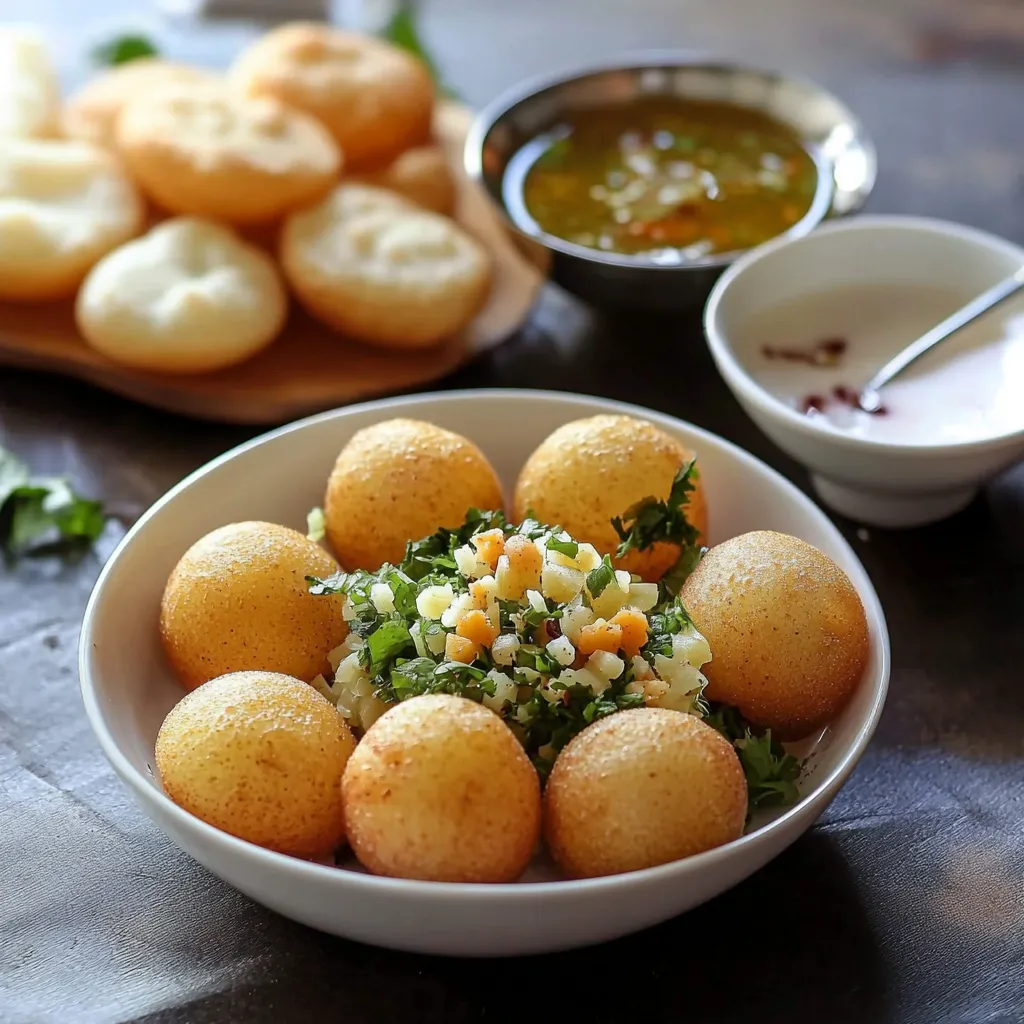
141,833,889,1024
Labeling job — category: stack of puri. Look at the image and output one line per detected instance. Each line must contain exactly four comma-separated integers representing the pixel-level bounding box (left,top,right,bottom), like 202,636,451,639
0,23,491,376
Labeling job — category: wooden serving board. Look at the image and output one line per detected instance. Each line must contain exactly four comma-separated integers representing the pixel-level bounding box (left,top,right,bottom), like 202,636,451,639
0,104,549,425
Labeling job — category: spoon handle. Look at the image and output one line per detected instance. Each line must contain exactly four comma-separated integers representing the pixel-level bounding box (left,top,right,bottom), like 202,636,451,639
865,265,1024,392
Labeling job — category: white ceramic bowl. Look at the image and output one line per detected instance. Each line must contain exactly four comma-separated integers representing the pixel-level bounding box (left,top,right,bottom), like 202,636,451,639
704,215,1024,528
80,390,889,957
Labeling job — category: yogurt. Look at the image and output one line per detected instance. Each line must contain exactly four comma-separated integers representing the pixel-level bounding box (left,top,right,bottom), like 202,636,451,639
736,282,1024,445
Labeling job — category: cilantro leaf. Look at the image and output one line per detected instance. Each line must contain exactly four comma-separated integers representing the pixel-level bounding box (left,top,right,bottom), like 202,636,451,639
365,621,413,674
660,543,707,598
306,506,326,542
546,534,579,559
705,702,803,815
399,507,506,581
585,555,615,598
91,33,159,67
380,5,459,99
0,446,106,557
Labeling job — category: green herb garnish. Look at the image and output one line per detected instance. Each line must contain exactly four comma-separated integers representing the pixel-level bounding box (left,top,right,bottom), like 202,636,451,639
380,5,458,99
91,33,159,67
705,703,802,815
306,506,326,543
612,459,700,557
0,445,106,557
546,534,579,560
585,555,615,598
400,507,505,582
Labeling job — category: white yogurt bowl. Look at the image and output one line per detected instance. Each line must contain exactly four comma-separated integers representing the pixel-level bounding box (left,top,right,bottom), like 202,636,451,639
704,215,1024,527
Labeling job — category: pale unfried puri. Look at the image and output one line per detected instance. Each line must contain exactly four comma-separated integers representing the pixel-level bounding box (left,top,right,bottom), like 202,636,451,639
0,137,143,300
281,183,490,348
77,217,287,374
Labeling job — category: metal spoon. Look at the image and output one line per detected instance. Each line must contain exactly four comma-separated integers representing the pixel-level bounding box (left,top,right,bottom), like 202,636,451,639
858,265,1024,413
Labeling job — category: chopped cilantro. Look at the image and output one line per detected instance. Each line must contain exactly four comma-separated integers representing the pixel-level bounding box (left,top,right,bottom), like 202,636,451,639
365,621,413,674
546,534,579,559
306,506,326,542
660,543,707,598
0,445,106,557
585,555,615,598
400,507,506,581
705,703,803,815
91,33,159,67
611,460,702,596
380,6,459,98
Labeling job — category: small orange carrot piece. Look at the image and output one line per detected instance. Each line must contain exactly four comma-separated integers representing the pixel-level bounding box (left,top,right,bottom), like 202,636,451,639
445,633,479,664
471,529,505,570
456,609,499,649
504,533,543,575
610,607,649,658
577,620,624,656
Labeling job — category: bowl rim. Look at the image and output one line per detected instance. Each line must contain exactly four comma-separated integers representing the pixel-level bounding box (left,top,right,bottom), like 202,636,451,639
463,50,877,272
703,213,1024,457
79,388,890,900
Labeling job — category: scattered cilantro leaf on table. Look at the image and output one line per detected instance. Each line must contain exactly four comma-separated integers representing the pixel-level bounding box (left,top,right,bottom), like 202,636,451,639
705,702,803,815
91,33,159,67
380,5,459,99
0,445,106,558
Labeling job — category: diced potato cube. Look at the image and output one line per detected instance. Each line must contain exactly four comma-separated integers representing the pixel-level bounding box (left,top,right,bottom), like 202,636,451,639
614,569,632,593
560,600,596,645
541,562,585,604
370,582,396,614
558,666,608,696
454,544,489,579
546,635,576,667
526,589,546,613
441,591,475,628
587,650,625,680
491,633,521,665
673,628,712,668
575,543,602,572
627,582,659,612
416,583,454,620
590,584,627,619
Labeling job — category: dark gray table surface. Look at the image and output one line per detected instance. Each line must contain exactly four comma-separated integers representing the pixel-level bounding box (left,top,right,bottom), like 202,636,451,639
2,2,1023,1022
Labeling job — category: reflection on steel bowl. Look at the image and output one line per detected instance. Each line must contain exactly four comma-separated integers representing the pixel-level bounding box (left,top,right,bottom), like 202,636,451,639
465,55,877,310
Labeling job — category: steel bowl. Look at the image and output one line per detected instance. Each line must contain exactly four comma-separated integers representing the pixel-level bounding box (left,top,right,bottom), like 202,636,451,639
464,54,877,310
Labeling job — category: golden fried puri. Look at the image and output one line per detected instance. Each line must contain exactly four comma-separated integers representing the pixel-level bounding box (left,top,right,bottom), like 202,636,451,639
544,708,747,878
342,694,541,882
230,23,434,169
681,530,870,740
513,415,708,582
156,670,355,857
324,418,505,570
160,521,347,691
